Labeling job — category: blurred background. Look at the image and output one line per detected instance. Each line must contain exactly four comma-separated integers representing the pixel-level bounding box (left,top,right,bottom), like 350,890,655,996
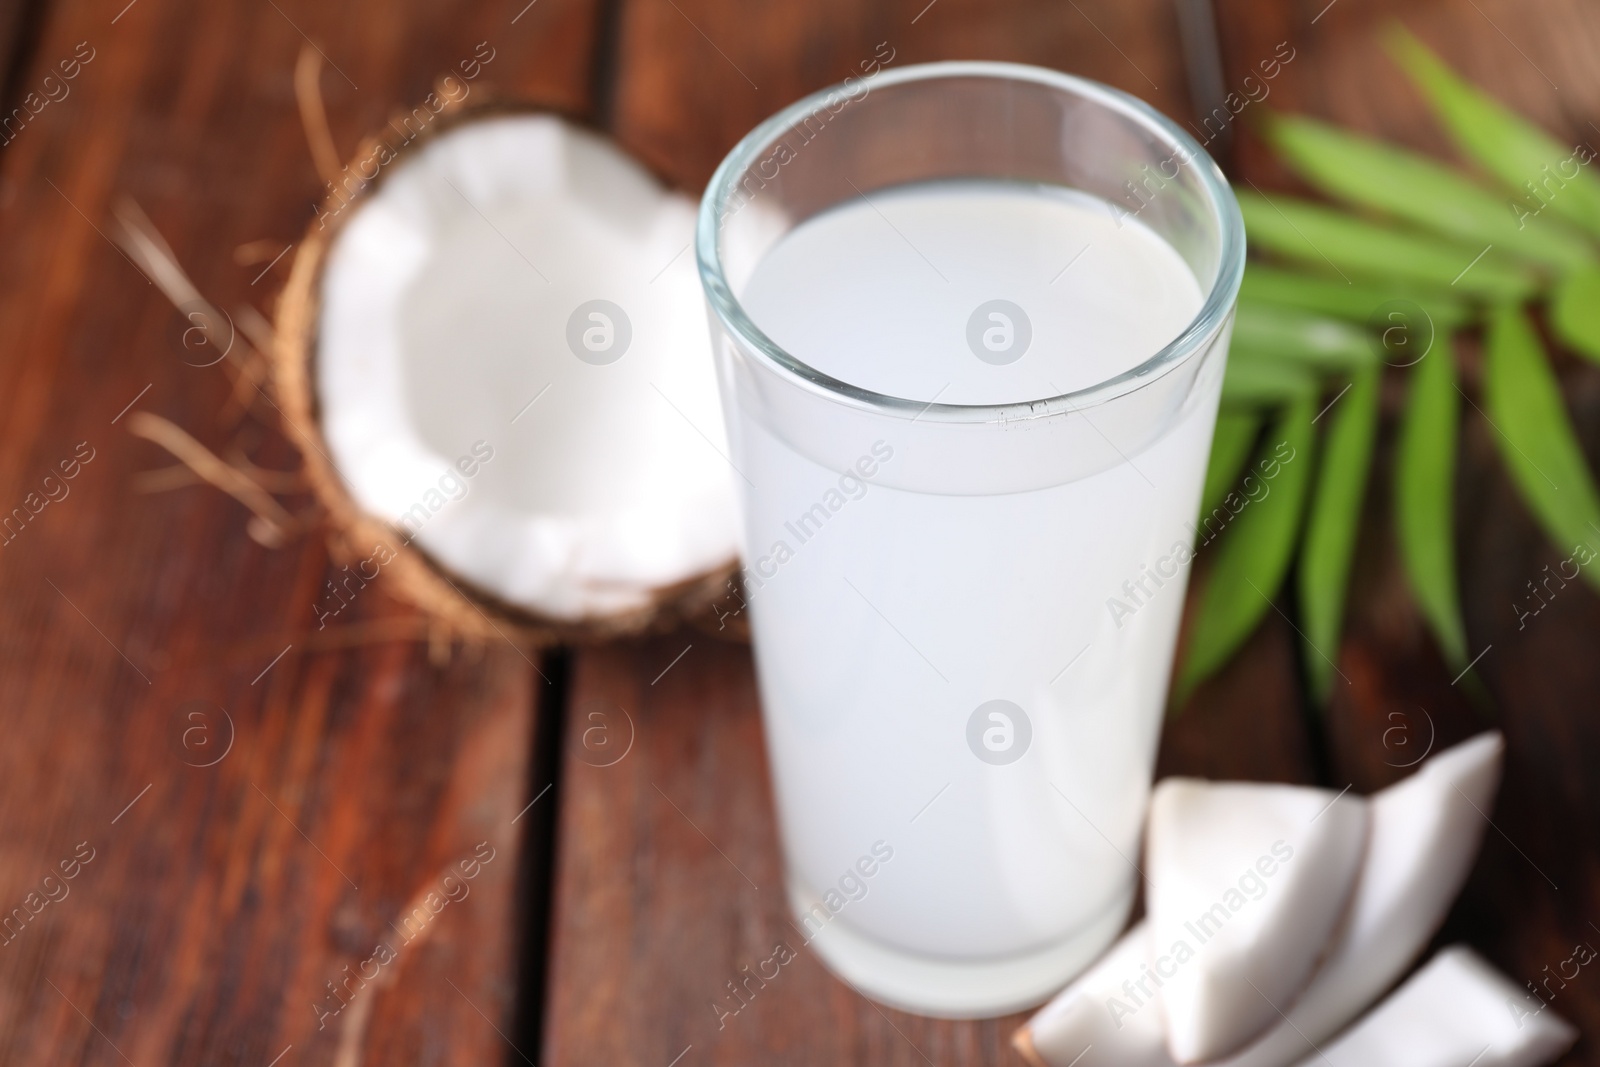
0,0,1597,1063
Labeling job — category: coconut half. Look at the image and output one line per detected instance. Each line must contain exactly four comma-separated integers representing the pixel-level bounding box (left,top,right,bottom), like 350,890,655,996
1291,946,1576,1067
275,108,739,641
1014,732,1506,1067
1145,779,1369,1063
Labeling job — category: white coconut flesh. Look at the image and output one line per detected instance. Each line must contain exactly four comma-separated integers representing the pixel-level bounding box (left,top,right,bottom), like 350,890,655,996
318,114,738,620
1238,731,1504,1067
1290,946,1576,1067
1014,923,1172,1067
1145,779,1369,1063
1016,732,1505,1067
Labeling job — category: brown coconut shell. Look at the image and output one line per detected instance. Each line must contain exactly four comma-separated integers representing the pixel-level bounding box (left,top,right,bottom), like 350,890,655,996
270,95,742,649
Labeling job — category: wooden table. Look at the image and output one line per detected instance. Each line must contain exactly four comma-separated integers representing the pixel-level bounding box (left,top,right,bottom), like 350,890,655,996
1,0,1597,1063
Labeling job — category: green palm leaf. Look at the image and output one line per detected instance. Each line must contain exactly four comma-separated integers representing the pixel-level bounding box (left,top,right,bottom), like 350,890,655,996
1201,410,1261,520
1175,395,1317,707
1550,265,1600,364
1222,349,1318,406
1264,112,1594,273
1241,264,1469,331
1387,25,1600,241
1483,304,1600,591
1232,302,1376,371
1395,341,1469,668
1238,191,1538,301
1299,364,1380,701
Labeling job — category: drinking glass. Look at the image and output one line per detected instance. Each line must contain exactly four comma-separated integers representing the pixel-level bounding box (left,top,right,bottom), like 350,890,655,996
696,60,1244,1017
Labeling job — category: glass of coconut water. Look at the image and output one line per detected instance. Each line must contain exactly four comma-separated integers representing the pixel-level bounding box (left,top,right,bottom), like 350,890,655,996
696,61,1244,1017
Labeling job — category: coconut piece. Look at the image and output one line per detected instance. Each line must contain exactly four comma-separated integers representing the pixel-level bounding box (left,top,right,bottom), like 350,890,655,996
1013,732,1505,1067
1013,923,1171,1067
1145,778,1369,1062
1216,731,1505,1067
276,109,739,640
1291,946,1576,1067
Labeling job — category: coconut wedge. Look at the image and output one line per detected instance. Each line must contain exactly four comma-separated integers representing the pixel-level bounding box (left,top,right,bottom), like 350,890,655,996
1013,923,1172,1067
306,113,738,627
1014,732,1505,1067
1145,779,1368,1062
1218,731,1504,1067
1291,946,1576,1067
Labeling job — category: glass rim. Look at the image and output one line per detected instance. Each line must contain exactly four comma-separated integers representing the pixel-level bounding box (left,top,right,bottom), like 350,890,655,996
695,60,1246,424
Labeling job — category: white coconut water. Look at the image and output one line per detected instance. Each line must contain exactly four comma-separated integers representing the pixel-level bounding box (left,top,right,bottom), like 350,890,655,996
729,180,1223,1014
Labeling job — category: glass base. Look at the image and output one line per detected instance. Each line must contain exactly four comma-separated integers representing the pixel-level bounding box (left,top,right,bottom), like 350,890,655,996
788,878,1132,1018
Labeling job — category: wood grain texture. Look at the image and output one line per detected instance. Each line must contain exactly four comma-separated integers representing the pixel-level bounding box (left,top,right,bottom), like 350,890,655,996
605,0,1198,192
1157,615,1318,784
0,0,598,1062
1214,0,1600,178
0,0,44,118
4,0,1599,1063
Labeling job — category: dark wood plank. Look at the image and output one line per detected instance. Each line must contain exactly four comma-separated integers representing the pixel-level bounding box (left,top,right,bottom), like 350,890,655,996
0,0,44,125
605,0,1201,193
0,0,600,1062
1212,2,1600,1061
1156,616,1318,784
1214,0,1600,186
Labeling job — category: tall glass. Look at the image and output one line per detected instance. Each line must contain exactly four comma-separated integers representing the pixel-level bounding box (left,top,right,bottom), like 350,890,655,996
696,62,1244,1017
